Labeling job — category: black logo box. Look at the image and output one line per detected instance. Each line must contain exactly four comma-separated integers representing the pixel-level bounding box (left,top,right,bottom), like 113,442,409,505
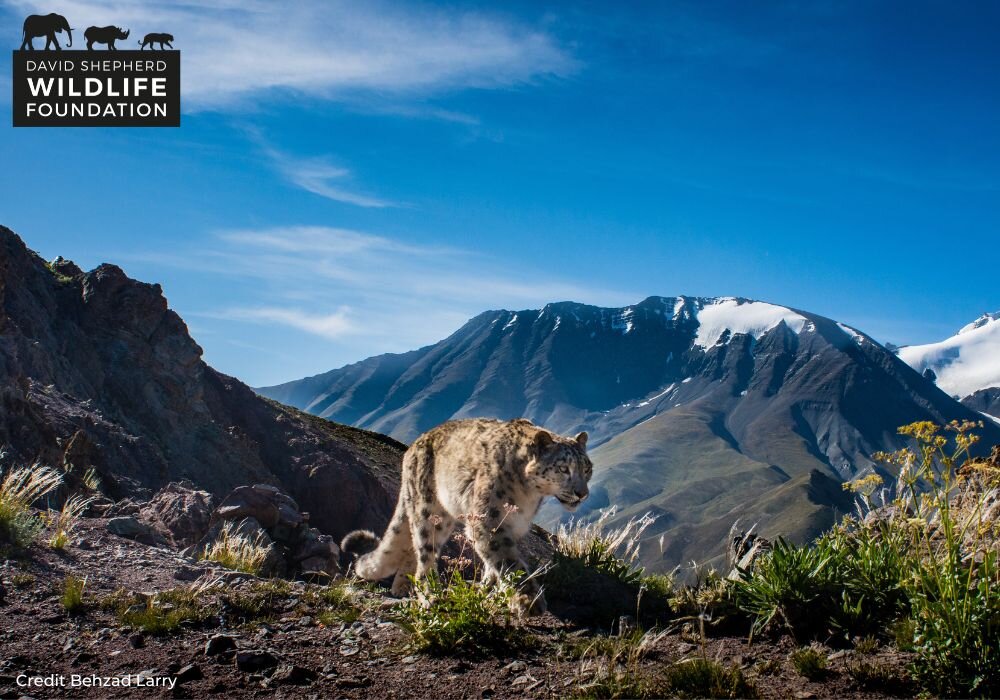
12,51,180,127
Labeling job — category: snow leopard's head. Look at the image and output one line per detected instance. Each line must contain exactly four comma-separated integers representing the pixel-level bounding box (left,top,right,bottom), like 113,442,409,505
527,429,592,511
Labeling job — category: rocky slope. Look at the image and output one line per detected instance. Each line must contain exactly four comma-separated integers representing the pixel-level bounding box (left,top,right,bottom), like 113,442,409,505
0,225,402,541
898,311,1000,401
260,297,1000,570
962,387,1000,420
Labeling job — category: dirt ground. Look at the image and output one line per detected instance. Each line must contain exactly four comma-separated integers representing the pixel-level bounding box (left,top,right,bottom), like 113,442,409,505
0,520,917,699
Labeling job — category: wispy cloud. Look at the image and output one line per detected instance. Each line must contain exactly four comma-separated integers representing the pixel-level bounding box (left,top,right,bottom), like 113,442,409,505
210,306,356,340
257,142,398,208
127,226,634,361
4,0,576,110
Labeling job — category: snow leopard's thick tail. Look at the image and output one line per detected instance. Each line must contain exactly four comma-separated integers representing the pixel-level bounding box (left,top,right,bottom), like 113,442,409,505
347,502,412,581
342,441,435,585
340,529,380,559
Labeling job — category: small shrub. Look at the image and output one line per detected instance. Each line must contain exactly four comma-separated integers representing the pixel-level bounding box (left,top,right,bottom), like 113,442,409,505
61,575,86,615
200,520,271,575
854,635,879,654
639,573,674,609
670,570,746,635
754,658,781,675
664,658,759,699
732,537,837,640
789,645,827,680
10,572,36,588
396,569,529,655
0,464,63,548
820,521,910,637
49,493,97,550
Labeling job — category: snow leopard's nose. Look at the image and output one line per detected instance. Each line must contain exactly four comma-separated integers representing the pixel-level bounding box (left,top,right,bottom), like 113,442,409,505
574,487,589,501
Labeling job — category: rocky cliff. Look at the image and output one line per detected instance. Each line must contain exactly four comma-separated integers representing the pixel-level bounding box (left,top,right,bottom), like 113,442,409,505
0,225,402,540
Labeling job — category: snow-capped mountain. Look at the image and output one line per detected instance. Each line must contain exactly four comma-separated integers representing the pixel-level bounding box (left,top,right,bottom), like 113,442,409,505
259,296,997,571
898,312,1000,399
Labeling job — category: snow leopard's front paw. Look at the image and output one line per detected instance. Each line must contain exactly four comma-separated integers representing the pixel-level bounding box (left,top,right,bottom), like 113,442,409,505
512,588,547,617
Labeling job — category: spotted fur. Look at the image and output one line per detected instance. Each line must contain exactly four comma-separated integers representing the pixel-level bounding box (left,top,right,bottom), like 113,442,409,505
341,418,592,612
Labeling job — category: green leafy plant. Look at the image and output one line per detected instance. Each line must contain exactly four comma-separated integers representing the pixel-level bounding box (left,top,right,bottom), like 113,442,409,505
876,421,1000,697
396,569,530,655
732,537,838,640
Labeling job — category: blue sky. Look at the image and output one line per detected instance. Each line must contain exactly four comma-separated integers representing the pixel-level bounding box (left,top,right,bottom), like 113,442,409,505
1,1,997,386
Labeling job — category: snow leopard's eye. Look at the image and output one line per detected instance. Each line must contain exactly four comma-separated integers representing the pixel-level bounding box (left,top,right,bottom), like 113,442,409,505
559,461,570,474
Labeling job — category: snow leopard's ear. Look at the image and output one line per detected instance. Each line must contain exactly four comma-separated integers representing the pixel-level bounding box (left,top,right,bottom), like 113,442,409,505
575,431,589,449
534,430,554,452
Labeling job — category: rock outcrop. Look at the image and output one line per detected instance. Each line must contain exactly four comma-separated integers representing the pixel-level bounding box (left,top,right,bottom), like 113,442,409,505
0,226,404,543
189,484,343,579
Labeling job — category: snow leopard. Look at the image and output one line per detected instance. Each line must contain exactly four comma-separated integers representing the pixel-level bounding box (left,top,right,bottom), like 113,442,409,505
341,418,592,613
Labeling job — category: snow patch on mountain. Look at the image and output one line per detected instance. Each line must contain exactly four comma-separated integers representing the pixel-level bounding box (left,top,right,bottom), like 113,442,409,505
693,298,807,348
837,322,865,344
899,313,1000,398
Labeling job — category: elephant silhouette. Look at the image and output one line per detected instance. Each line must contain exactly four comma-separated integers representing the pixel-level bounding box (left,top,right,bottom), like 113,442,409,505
20,13,74,50
139,33,174,50
84,25,130,51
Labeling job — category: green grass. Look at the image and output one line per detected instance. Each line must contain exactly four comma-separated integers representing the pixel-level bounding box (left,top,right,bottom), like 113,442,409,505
663,658,759,699
200,520,272,575
220,579,293,622
571,629,665,699
60,575,87,615
104,588,213,635
846,659,905,692
396,569,530,656
789,646,827,680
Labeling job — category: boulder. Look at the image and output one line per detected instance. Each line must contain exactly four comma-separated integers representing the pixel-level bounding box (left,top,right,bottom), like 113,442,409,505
139,481,215,546
202,484,341,580
106,516,168,546
214,484,302,532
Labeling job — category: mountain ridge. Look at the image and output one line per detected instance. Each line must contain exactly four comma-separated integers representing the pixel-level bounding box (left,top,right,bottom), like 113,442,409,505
898,311,1000,400
259,295,998,570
